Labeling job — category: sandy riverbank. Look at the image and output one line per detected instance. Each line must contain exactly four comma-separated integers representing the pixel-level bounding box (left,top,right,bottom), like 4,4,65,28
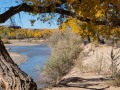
5,40,40,46
4,40,36,65
8,52,28,65
4,39,47,65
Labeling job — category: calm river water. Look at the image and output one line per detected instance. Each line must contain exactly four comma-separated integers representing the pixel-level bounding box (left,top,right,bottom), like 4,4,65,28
7,44,51,88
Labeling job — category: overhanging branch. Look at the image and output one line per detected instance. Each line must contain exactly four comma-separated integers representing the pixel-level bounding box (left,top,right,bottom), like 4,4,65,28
0,3,120,26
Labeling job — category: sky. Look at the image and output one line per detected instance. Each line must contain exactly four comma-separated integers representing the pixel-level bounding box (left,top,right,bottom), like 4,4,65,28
0,0,59,29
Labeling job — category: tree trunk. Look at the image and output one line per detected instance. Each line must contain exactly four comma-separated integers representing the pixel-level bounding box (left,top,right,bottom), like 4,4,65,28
83,35,91,45
97,36,105,44
0,39,37,90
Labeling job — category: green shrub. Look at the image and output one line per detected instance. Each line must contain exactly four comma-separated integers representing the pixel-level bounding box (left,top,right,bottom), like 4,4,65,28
42,31,82,86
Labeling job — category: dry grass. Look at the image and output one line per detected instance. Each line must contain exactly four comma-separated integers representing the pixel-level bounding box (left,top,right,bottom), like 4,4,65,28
1,39,10,44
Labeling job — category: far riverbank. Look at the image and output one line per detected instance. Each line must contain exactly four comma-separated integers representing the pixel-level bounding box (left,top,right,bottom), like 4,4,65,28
5,39,46,46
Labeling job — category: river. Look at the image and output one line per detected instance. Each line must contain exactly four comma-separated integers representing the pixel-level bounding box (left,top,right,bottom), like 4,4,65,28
7,44,51,88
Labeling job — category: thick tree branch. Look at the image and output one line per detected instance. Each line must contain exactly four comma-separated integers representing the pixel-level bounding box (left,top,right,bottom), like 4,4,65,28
0,3,120,26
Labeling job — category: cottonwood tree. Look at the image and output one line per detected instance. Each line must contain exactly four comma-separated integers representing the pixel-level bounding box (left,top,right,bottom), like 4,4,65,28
0,0,120,90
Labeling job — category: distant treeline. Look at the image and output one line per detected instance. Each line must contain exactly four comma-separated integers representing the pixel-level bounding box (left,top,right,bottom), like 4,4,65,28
0,27,53,39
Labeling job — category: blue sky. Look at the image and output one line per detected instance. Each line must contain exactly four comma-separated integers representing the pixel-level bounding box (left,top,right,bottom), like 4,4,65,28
0,0,59,29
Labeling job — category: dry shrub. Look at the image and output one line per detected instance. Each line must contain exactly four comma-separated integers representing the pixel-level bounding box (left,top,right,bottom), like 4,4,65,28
109,74,120,87
47,30,63,48
90,54,109,75
107,49,120,86
107,49,120,76
1,39,10,44
42,31,82,86
75,51,89,73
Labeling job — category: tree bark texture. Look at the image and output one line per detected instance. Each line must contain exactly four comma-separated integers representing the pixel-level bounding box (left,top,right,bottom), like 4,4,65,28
0,40,37,90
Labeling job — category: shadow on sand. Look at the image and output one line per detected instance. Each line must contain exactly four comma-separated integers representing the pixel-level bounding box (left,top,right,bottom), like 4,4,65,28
58,77,110,90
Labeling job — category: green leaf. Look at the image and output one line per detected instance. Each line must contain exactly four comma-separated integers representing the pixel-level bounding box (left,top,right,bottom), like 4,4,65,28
30,20,36,26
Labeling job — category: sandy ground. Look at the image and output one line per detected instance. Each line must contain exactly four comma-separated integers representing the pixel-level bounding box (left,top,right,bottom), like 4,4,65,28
45,44,120,90
5,39,46,46
8,52,28,65
5,40,39,46
4,40,34,65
